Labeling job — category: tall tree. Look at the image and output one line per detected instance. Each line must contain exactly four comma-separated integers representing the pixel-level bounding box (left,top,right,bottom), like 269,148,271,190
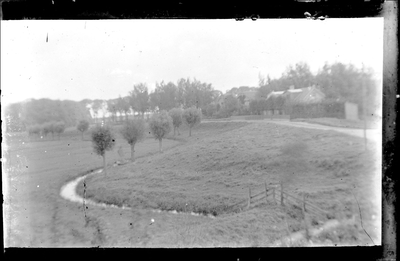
315,62,377,115
91,99,104,124
107,99,118,122
152,81,179,111
130,83,149,118
116,96,131,121
282,62,314,89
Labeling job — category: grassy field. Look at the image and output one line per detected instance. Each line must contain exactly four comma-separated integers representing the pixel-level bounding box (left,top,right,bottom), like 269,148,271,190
3,120,381,247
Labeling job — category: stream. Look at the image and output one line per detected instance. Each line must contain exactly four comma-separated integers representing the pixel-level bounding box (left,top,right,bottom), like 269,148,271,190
60,168,215,218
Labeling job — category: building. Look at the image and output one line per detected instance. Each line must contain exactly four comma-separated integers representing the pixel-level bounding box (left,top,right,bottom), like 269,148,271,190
265,85,325,115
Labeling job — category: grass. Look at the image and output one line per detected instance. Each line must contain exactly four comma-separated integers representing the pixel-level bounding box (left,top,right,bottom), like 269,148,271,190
4,120,381,247
78,121,380,246
3,123,182,247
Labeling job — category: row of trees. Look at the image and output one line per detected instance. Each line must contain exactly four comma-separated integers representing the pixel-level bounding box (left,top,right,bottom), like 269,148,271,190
5,61,378,133
5,99,92,132
27,121,66,140
92,78,219,124
91,107,202,175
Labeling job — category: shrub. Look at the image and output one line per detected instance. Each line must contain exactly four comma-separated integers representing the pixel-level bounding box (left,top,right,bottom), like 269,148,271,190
149,111,172,152
169,108,183,136
27,124,42,139
213,109,230,119
77,120,90,140
54,121,66,140
91,125,116,175
121,119,146,161
183,107,202,137
41,122,53,138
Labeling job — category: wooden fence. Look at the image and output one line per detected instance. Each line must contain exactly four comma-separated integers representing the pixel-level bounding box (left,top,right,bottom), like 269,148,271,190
224,180,330,237
228,181,328,216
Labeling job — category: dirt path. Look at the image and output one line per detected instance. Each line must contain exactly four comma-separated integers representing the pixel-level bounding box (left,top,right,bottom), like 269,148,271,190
205,119,381,142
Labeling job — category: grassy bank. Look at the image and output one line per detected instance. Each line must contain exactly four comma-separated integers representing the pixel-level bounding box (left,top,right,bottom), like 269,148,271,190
78,121,381,246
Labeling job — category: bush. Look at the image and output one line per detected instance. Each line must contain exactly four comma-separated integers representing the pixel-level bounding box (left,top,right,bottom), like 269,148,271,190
77,120,90,140
121,119,146,161
91,125,116,174
41,122,53,138
27,124,42,139
169,108,183,136
149,111,172,152
54,121,66,140
204,103,218,118
213,108,230,119
183,107,202,136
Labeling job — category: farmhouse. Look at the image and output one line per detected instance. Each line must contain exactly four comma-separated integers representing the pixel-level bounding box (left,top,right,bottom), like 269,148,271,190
265,85,325,116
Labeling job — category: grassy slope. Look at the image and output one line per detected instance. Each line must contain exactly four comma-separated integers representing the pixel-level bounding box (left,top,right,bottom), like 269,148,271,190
3,125,181,247
79,121,381,246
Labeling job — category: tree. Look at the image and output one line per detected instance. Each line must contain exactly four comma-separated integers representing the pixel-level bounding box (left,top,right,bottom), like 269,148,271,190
152,81,179,111
47,122,57,140
223,95,240,115
183,107,202,137
282,62,314,89
27,124,41,140
41,122,52,139
204,103,218,118
149,111,172,152
54,121,66,140
16,98,91,128
91,125,116,175
107,99,118,122
77,120,90,140
116,96,131,122
91,99,104,124
178,78,214,110
169,108,183,136
130,83,149,118
121,119,146,162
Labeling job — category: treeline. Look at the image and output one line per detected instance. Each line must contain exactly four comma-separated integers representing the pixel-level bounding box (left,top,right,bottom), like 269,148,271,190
27,121,66,140
95,78,220,123
4,99,92,132
213,62,379,117
4,62,379,132
257,62,379,115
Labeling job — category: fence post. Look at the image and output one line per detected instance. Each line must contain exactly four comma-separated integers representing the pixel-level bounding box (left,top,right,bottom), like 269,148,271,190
280,181,284,206
264,181,268,204
248,187,251,209
302,194,310,240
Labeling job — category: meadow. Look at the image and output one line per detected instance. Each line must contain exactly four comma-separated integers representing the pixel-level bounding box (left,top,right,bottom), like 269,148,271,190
3,120,381,247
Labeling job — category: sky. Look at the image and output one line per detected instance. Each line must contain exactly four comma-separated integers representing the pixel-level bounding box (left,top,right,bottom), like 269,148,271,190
1,18,383,106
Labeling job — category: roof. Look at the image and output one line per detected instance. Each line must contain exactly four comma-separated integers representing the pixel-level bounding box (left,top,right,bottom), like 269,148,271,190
266,86,325,104
266,91,284,99
288,86,325,104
